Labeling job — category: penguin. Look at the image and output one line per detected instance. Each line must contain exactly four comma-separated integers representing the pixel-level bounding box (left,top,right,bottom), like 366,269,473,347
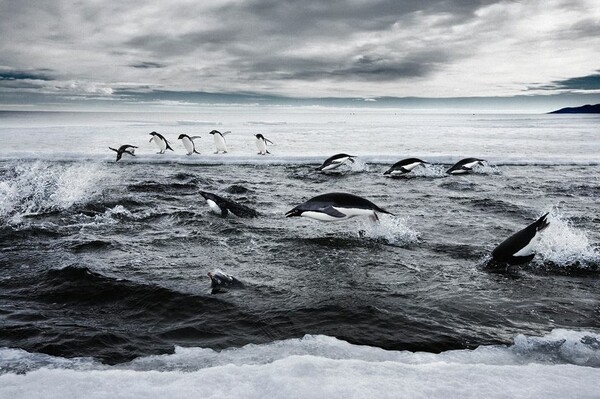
199,191,260,218
178,134,201,155
209,130,230,153
207,270,244,294
108,144,138,162
255,134,273,155
316,153,356,172
384,158,429,176
286,192,393,222
446,158,486,175
489,213,550,266
149,131,174,154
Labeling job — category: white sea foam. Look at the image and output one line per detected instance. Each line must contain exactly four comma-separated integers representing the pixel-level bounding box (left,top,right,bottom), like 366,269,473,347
0,162,108,224
359,215,420,246
535,211,600,268
0,330,599,399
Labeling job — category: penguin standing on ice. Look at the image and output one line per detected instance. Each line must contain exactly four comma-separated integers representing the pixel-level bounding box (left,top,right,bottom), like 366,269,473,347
255,134,273,155
149,131,174,154
384,158,429,177
488,213,550,268
209,130,230,154
178,134,201,155
316,153,356,172
108,144,138,162
446,158,486,175
286,192,393,222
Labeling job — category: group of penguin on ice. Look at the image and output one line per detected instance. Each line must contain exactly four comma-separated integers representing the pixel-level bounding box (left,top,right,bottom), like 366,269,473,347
110,130,551,293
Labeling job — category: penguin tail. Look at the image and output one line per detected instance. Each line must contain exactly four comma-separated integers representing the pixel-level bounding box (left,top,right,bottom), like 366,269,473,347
266,149,271,154
194,149,200,154
536,213,550,231
375,205,394,216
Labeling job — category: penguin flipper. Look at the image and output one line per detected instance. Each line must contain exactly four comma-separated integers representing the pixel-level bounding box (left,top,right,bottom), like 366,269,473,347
109,147,118,153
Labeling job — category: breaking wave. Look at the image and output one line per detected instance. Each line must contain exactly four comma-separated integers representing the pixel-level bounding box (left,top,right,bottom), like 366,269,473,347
0,162,108,224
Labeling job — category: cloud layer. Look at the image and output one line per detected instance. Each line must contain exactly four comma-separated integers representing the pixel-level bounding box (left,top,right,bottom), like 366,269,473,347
0,0,599,106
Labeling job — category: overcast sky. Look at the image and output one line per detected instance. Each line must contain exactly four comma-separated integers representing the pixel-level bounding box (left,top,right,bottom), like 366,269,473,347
0,0,599,109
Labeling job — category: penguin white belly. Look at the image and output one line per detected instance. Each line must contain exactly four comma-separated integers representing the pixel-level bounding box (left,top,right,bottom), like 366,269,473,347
206,199,222,215
403,162,422,171
461,161,480,170
321,158,350,171
302,211,348,221
214,135,227,152
153,138,167,152
449,168,469,175
182,138,194,154
333,206,375,218
513,233,541,257
256,139,267,154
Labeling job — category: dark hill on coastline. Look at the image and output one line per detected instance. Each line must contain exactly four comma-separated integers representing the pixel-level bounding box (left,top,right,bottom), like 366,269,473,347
549,104,600,114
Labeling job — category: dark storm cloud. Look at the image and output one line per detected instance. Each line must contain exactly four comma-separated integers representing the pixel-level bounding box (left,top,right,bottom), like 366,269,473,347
0,70,53,81
271,52,448,81
534,72,600,91
0,0,599,105
129,62,166,69
221,0,496,33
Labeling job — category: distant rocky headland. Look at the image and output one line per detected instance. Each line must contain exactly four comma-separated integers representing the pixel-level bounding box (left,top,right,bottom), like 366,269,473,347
549,104,600,114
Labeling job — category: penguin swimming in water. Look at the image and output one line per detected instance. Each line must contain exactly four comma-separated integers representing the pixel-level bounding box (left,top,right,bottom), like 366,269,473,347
255,134,273,155
446,158,486,175
108,144,138,162
316,153,356,172
178,134,201,155
286,192,393,222
199,191,260,218
209,130,230,153
149,131,174,154
488,213,550,268
207,270,244,294
384,158,429,177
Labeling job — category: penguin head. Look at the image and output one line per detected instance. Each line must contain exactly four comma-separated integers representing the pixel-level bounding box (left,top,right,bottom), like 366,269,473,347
285,208,303,218
178,134,187,140
255,134,264,140
149,131,158,142
209,130,219,135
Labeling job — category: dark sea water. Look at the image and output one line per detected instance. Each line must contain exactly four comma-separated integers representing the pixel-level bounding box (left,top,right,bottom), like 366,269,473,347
1,160,598,366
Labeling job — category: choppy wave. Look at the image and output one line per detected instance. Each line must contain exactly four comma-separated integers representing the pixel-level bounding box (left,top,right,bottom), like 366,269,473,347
532,212,600,272
1,329,599,398
0,162,107,224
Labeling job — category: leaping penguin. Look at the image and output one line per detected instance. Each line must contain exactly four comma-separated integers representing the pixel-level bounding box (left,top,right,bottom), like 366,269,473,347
199,191,260,218
286,192,393,222
108,144,138,162
209,130,230,154
149,131,174,154
489,213,550,267
178,134,201,155
255,134,273,155
207,270,244,294
316,153,356,172
446,158,486,175
384,158,429,177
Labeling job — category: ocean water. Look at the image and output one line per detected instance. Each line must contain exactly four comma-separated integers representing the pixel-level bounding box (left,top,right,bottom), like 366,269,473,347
0,109,599,398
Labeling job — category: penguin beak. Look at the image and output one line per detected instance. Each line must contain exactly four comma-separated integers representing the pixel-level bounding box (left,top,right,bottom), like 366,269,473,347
285,209,301,217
